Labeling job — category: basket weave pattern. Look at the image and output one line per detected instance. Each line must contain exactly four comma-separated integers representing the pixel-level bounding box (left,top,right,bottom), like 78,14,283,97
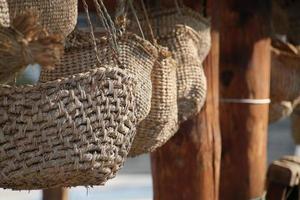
0,0,9,26
40,31,158,123
0,67,136,190
7,0,77,37
129,49,178,156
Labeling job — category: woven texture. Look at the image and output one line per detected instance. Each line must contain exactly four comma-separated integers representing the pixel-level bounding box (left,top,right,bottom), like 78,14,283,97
7,0,77,37
0,67,136,190
40,31,158,122
0,0,9,26
129,48,178,156
129,6,210,122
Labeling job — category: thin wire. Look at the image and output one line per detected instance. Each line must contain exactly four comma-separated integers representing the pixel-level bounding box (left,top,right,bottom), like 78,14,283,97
81,0,101,65
128,0,145,40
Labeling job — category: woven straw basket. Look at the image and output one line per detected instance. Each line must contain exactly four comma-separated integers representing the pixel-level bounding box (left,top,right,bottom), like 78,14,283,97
0,67,136,190
41,30,158,123
271,42,300,102
0,0,9,26
7,0,77,37
269,40,300,123
129,47,178,156
130,6,210,122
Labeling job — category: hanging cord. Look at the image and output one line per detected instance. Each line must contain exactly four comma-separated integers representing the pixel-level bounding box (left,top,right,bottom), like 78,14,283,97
128,0,145,40
93,0,119,54
81,0,101,65
115,0,128,36
139,0,156,44
175,0,183,15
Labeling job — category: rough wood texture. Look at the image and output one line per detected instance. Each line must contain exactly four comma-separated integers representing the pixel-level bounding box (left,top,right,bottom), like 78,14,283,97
219,0,271,199
43,188,68,200
151,0,221,199
266,156,300,200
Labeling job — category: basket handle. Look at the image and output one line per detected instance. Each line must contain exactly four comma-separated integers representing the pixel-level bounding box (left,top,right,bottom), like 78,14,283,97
81,0,121,66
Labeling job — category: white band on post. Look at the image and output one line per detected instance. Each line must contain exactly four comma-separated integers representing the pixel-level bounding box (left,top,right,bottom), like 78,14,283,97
220,98,271,105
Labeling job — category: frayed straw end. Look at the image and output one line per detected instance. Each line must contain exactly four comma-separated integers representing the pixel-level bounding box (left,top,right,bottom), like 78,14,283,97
0,11,64,84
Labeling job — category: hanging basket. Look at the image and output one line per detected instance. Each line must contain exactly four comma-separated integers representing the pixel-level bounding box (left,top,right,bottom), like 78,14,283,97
0,67,136,190
129,6,210,122
7,0,78,37
269,39,300,123
129,47,178,156
0,0,9,26
271,40,300,102
41,30,158,123
269,101,293,123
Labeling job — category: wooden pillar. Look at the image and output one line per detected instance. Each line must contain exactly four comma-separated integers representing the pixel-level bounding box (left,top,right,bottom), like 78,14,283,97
43,188,68,200
219,0,271,199
150,0,221,199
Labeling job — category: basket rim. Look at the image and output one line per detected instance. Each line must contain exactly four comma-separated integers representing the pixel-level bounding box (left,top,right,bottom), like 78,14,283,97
0,66,134,90
65,31,159,58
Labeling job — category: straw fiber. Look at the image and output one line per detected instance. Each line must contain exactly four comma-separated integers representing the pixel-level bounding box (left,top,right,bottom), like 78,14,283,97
0,67,136,190
7,0,78,37
40,30,158,122
0,11,63,84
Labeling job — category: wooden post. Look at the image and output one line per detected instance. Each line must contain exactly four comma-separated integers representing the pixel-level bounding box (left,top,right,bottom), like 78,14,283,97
150,0,221,199
43,188,68,200
219,0,271,199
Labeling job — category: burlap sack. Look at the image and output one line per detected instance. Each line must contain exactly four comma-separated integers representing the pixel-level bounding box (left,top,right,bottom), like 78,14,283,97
129,6,210,122
0,67,136,190
0,0,9,26
7,0,78,37
40,30,158,122
129,47,178,156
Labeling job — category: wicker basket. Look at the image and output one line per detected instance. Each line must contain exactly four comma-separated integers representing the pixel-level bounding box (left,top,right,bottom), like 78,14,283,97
7,0,78,37
271,41,300,102
40,30,158,123
129,47,178,156
269,39,300,123
0,0,9,26
0,67,136,190
129,6,210,122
